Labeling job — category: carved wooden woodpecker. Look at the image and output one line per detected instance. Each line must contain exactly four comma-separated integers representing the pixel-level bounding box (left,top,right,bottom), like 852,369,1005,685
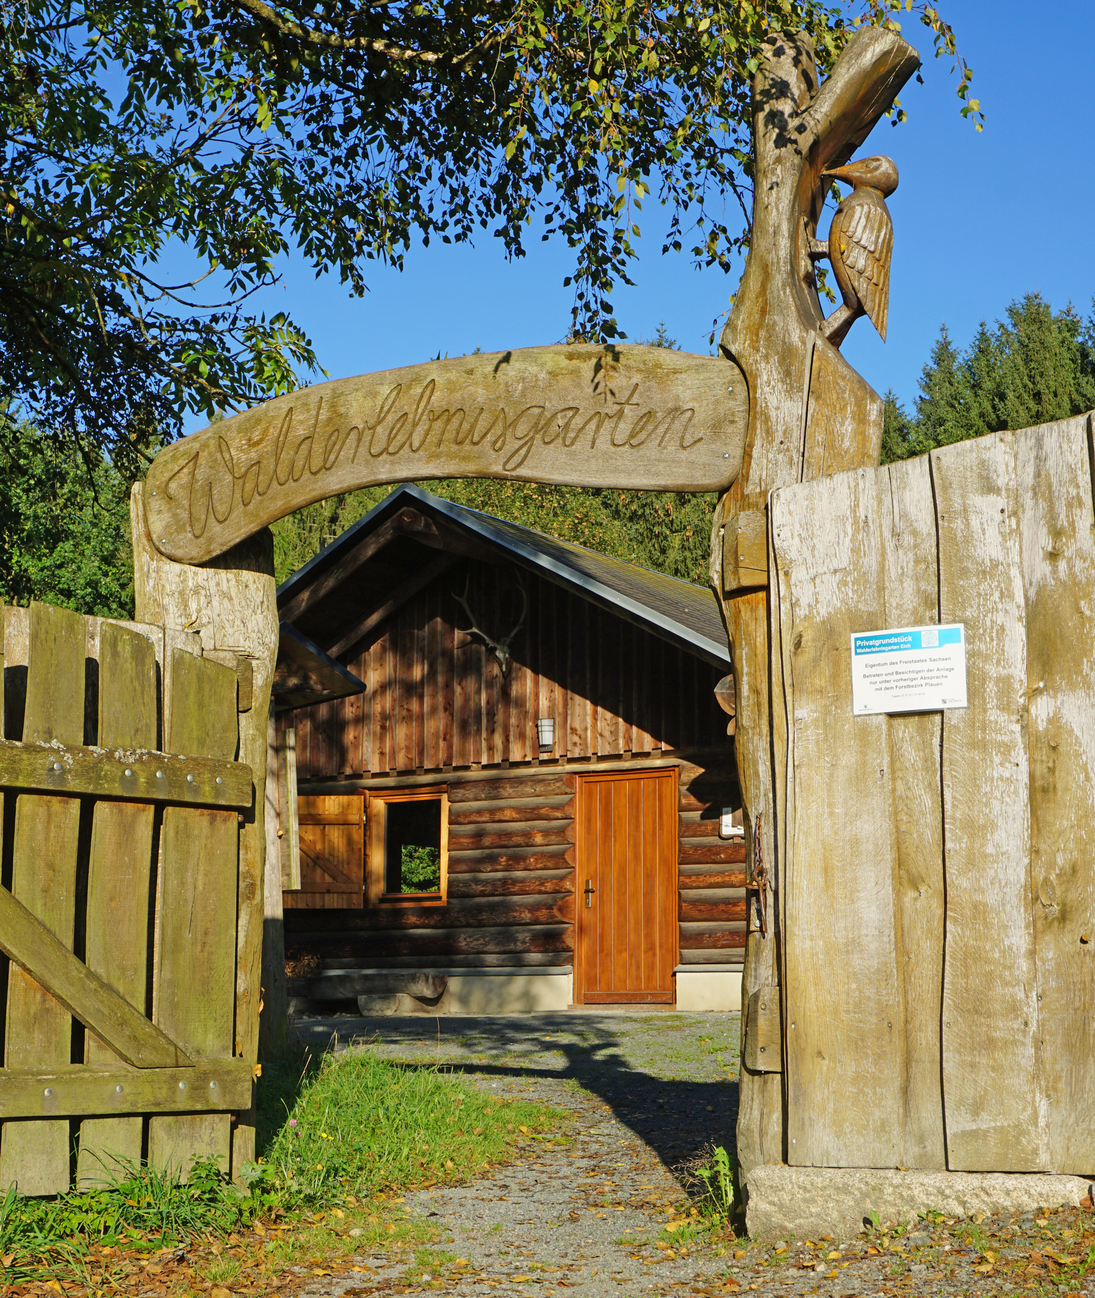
809,154,898,348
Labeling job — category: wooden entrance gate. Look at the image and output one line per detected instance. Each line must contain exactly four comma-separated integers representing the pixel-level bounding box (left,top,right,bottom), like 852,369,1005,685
0,602,254,1195
574,769,677,1004
760,412,1095,1173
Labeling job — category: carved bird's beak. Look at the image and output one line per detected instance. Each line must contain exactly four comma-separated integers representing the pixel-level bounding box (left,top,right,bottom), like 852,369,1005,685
822,163,855,184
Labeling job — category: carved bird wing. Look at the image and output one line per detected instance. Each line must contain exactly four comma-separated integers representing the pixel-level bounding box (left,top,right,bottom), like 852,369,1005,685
832,195,893,341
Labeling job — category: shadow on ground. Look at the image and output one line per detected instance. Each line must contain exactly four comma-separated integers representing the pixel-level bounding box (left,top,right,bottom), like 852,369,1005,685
290,1011,740,1180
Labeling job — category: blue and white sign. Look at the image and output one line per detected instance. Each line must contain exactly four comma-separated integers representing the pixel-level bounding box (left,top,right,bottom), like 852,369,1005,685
850,623,967,715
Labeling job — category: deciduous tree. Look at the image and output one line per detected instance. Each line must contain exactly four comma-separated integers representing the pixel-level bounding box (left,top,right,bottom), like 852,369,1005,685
4,0,973,466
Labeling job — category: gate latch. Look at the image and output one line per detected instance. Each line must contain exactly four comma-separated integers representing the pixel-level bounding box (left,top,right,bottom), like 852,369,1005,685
583,878,596,908
745,812,768,936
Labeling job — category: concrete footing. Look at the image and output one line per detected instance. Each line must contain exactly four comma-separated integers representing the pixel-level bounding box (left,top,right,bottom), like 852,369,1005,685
289,966,574,1016
673,965,742,1011
745,1164,1093,1239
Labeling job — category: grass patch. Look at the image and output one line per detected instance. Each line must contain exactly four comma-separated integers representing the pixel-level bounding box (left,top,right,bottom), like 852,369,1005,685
0,1047,567,1290
259,1047,562,1203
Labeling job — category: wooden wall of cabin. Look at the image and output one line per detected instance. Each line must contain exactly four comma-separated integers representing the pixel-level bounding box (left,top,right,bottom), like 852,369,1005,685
280,561,728,777
280,561,742,980
283,756,744,974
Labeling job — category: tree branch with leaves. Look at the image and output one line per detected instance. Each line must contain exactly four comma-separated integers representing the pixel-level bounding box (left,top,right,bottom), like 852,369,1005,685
2,0,977,465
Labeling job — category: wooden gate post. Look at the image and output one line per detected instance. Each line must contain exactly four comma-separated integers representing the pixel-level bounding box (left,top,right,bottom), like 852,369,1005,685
131,483,279,1172
708,26,919,1180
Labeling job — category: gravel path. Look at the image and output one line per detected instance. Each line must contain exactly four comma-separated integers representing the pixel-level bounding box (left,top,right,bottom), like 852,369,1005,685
286,1011,1095,1298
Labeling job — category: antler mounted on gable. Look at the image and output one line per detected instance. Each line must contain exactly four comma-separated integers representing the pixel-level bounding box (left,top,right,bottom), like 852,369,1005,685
453,569,528,675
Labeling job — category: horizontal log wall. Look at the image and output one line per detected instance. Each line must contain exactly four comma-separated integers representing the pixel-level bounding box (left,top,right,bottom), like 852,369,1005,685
284,753,743,972
281,563,728,780
677,759,745,965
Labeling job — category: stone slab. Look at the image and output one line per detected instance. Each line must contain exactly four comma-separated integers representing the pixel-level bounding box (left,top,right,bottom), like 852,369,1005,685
674,969,742,1012
745,1164,1092,1239
447,972,573,1014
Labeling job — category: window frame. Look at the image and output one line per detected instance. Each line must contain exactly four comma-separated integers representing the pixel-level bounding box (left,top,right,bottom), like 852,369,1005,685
366,785,449,906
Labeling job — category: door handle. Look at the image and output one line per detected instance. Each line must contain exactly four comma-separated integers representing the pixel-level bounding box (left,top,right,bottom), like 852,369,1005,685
584,878,596,909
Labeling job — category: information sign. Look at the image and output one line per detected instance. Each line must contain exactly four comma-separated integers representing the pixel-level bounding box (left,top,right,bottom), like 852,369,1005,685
850,623,967,715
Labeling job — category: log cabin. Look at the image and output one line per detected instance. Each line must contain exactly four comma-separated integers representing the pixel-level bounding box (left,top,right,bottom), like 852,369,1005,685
276,485,745,1013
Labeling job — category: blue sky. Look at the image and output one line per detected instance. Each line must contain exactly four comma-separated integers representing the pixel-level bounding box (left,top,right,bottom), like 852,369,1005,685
188,0,1095,431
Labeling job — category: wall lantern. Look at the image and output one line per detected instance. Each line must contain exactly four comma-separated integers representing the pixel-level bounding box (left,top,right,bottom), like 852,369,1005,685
535,717,555,751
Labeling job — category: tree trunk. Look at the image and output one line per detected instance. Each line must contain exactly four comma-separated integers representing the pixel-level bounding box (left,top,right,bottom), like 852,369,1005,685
131,483,280,1173
709,26,920,1183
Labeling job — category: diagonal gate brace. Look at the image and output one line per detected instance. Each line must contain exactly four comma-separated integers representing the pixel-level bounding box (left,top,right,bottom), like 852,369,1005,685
0,887,192,1069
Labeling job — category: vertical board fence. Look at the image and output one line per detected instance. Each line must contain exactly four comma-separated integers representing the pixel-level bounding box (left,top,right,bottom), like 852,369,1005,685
767,412,1095,1173
0,602,254,1194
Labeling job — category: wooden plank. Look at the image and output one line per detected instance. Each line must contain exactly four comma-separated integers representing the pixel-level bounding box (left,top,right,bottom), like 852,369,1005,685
447,774,574,802
360,644,377,777
679,898,747,922
439,597,455,769
878,453,947,1170
933,432,1041,1171
1015,415,1095,1172
449,798,574,825
678,924,746,949
632,621,652,755
446,848,573,874
509,611,530,765
298,811,364,825
0,737,251,807
679,820,732,840
397,606,416,772
413,594,428,770
467,578,484,768
424,595,442,772
448,824,572,851
282,925,573,958
679,949,744,965
365,640,379,773
277,729,302,889
679,870,747,889
771,467,905,1168
292,952,572,970
678,842,746,866
1,1061,253,1121
286,895,573,931
0,603,86,1194
451,587,472,770
149,651,239,1179
547,584,566,763
595,609,619,757
482,582,501,767
742,987,781,1071
576,598,593,757
448,873,574,899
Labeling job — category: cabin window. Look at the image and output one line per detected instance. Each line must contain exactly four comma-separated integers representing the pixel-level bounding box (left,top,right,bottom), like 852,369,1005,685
366,787,449,905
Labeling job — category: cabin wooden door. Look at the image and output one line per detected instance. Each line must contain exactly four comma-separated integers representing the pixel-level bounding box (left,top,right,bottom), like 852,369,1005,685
575,769,677,1004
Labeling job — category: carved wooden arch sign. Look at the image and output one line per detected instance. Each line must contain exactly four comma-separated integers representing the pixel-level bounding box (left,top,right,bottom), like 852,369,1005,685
144,343,750,564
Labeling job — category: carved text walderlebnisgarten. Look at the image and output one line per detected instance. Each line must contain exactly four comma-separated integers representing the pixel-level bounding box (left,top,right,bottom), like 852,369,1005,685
144,345,749,563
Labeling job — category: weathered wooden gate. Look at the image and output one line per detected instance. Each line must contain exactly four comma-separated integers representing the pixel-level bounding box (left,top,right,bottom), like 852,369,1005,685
763,411,1095,1173
0,601,255,1195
